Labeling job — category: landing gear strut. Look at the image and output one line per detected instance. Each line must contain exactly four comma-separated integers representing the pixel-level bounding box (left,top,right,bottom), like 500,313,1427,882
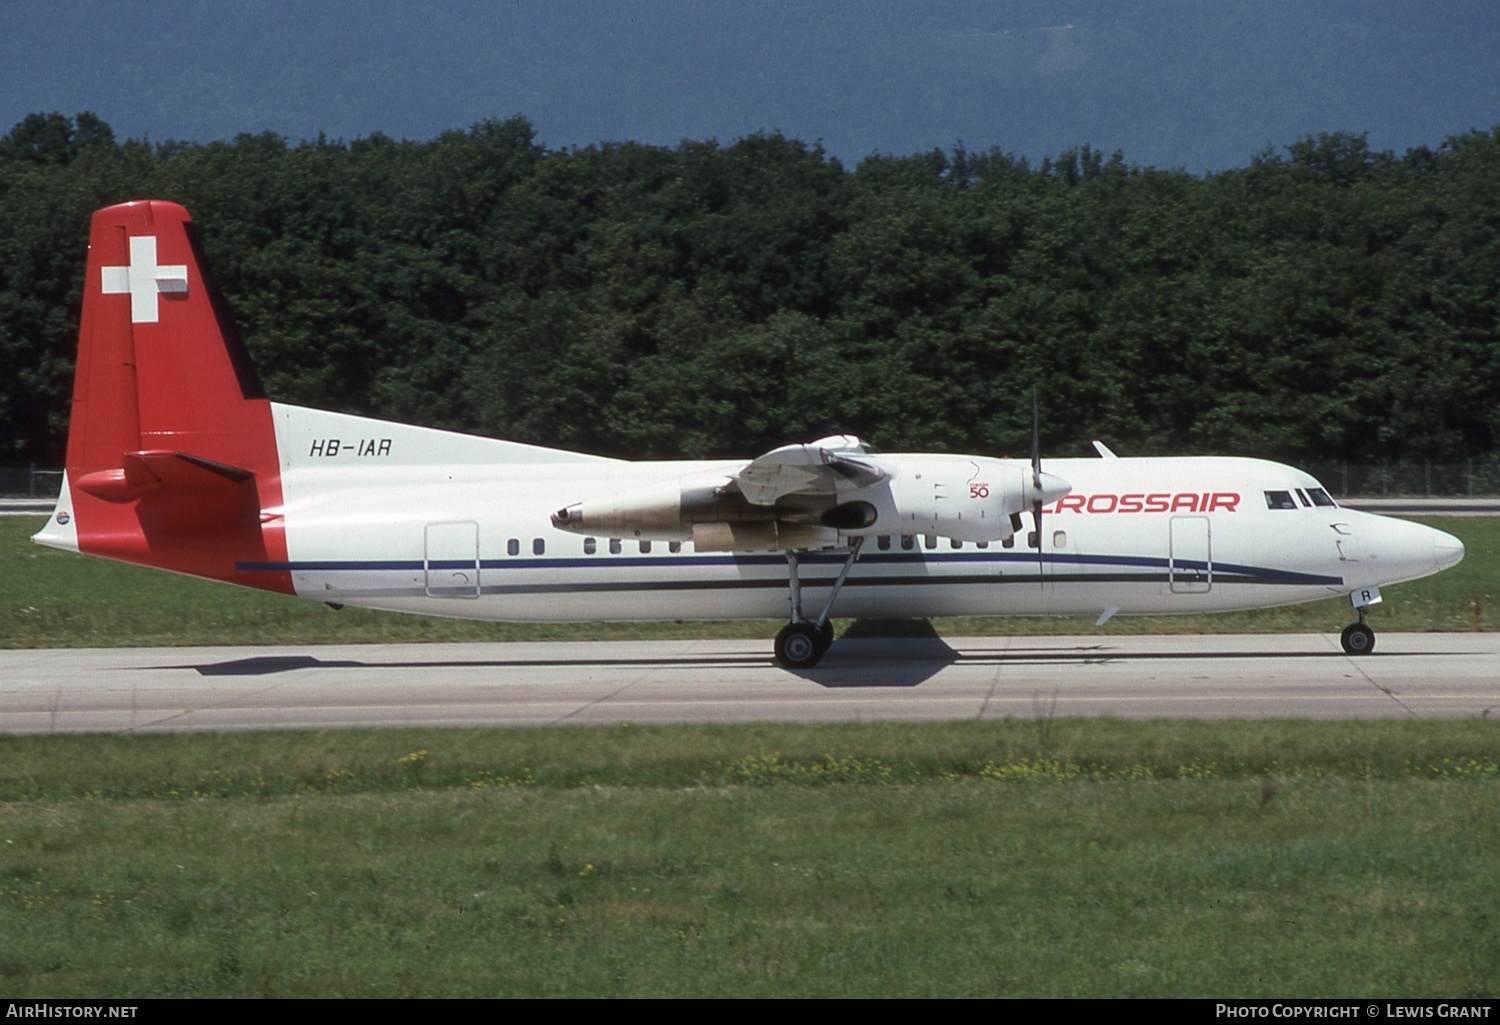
1340,608,1376,655
774,538,864,669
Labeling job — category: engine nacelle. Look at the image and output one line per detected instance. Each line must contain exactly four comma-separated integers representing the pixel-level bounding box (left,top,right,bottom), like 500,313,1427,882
551,477,842,551
872,455,1026,542
552,475,783,543
550,456,1070,550
689,521,836,552
552,481,694,541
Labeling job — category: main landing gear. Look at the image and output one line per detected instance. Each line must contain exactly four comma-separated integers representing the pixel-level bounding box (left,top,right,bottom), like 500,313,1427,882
774,538,863,670
1340,609,1376,655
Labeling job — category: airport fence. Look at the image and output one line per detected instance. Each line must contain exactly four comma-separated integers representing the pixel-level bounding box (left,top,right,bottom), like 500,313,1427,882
1299,459,1500,498
4,460,1499,499
0,466,63,498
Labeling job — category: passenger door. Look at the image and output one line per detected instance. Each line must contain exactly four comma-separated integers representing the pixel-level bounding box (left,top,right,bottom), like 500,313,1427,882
424,521,481,598
1169,515,1212,594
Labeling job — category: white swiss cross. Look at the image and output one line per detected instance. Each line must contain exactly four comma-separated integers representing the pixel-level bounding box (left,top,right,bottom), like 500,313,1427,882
100,235,188,324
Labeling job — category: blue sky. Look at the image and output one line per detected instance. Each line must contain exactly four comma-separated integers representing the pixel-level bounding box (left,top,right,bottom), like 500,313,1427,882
4,0,1498,171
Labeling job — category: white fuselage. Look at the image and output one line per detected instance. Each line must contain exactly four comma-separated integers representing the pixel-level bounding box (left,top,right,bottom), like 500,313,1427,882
250,404,1464,624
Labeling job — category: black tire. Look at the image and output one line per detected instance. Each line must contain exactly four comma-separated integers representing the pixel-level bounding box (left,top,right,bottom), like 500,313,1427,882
775,622,824,669
1341,623,1376,655
817,620,834,652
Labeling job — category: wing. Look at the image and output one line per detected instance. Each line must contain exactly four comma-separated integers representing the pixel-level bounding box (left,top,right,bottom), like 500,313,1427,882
730,435,888,505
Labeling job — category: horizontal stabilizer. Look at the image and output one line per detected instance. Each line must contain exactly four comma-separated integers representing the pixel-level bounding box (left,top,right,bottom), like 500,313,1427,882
140,451,255,486
74,450,255,501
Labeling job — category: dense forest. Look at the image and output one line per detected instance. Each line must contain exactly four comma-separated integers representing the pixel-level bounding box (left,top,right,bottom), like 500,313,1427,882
1,111,1496,466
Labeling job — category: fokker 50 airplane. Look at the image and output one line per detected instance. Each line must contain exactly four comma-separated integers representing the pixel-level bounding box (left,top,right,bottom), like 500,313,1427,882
33,201,1465,667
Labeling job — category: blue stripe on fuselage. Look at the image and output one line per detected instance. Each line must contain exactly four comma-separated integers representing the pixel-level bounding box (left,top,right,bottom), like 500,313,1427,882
236,550,1342,587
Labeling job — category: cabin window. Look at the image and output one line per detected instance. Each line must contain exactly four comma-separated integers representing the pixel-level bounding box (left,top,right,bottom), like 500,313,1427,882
901,535,915,551
583,537,596,555
1264,490,1297,510
639,540,652,554
507,538,519,557
609,538,622,555
1027,530,1039,548
1307,488,1337,508
976,540,989,549
1002,535,1015,549
950,539,963,550
669,541,682,553
924,535,937,550
877,536,892,551
1053,530,1067,549
532,538,545,555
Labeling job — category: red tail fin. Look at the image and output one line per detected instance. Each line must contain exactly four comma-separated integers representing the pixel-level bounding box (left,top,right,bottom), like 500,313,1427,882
54,200,292,592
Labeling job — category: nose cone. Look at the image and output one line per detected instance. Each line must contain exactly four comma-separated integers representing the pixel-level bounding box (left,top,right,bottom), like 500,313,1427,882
1027,470,1072,507
1434,529,1465,571
1353,514,1467,587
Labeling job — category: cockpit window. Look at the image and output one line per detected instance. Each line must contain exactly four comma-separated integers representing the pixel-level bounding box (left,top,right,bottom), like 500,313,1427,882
1295,488,1312,507
1306,488,1338,508
1264,490,1298,510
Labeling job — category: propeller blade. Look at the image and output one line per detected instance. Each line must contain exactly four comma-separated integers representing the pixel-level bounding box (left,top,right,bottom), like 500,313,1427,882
1033,498,1044,584
1030,387,1042,492
1031,387,1043,585
1018,388,1071,586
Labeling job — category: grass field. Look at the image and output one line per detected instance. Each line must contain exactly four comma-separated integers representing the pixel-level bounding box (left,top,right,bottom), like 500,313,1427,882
2,721,1498,997
2,515,1495,648
4,517,1496,996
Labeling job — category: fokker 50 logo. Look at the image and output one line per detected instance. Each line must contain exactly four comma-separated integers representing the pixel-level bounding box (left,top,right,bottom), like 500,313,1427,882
100,235,188,323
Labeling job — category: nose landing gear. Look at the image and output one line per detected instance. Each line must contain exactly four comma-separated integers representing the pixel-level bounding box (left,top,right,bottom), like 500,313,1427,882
1340,610,1376,655
1341,585,1382,655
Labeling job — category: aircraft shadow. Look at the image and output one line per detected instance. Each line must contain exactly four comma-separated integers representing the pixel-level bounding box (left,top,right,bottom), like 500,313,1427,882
802,642,1474,688
158,638,963,686
145,643,1470,683
788,637,960,687
152,653,769,677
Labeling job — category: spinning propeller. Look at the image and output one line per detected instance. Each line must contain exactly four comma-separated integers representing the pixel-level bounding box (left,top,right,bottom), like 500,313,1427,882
1023,387,1072,585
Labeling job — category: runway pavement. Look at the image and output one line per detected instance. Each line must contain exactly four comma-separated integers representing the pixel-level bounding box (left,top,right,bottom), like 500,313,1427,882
1,633,1495,732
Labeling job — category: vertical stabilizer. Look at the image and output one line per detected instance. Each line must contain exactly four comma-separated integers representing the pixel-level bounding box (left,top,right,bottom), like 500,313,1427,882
34,201,292,593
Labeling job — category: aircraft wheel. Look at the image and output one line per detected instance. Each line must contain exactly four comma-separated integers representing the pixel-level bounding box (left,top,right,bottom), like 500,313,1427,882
1340,623,1376,655
818,620,834,652
775,622,824,669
